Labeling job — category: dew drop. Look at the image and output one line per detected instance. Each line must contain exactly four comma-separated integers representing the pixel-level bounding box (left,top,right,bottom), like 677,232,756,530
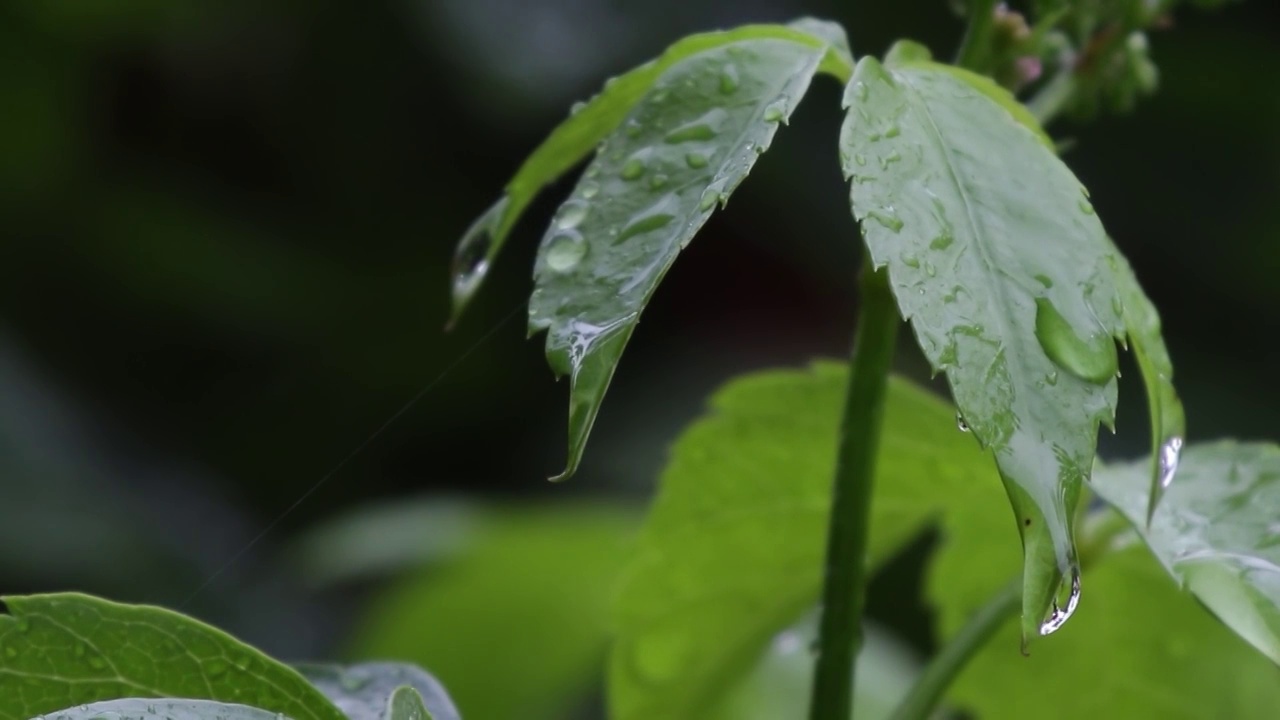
1158,436,1184,490
956,412,970,433
854,153,867,167
1078,199,1095,215
569,100,587,115
624,120,642,138
553,200,588,230
763,98,787,123
621,158,646,181
866,207,904,233
878,151,902,170
853,81,869,101
719,65,740,94
685,152,709,169
924,262,936,277
902,253,920,269
665,109,727,144
929,232,954,251
698,186,720,212
884,124,901,138
1045,370,1059,386
1038,569,1081,636
579,181,600,199
648,173,669,190
340,674,370,692
450,197,506,302
1034,274,1054,289
1033,298,1118,384
617,195,678,243
545,230,587,271
1111,294,1124,317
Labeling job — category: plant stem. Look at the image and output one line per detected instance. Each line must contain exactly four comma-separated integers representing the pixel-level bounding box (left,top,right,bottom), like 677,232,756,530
955,0,999,71
1027,70,1076,126
886,580,1020,720
808,260,899,720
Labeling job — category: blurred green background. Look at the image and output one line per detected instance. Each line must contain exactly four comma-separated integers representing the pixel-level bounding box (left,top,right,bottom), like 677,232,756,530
1,0,1277,718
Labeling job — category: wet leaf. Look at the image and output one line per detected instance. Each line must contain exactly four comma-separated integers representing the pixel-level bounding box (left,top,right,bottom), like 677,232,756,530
386,687,434,720
347,506,637,720
0,593,344,720
527,30,847,481
1092,441,1280,665
29,699,287,720
841,55,1126,640
448,20,851,323
609,363,1002,720
943,546,1280,719
1108,248,1186,521
296,663,458,720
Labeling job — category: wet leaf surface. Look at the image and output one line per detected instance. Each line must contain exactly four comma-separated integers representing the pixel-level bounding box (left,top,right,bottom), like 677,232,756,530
297,663,457,720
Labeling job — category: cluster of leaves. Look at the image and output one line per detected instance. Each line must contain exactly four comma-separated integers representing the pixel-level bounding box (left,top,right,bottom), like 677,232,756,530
0,594,457,720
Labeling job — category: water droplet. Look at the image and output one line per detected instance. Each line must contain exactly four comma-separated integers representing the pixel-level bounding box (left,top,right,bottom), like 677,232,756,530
853,81,869,101
930,232,954,251
924,262,936,277
1034,274,1054,289
1158,436,1183,489
698,186,720,212
651,89,669,104
621,158,646,181
90,713,121,720
648,173,669,190
617,195,677,242
763,98,787,123
884,124,901,138
569,100,587,115
451,197,506,302
1038,569,1081,636
866,208,904,233
1045,370,1059,386
1033,298,1118,384
902,253,920,268
878,151,901,170
579,181,600,199
340,674,370,692
854,154,867,167
545,230,587,271
868,131,882,142
624,120,642,138
685,152,709,169
956,412,970,432
719,65,740,94
1111,294,1124,317
665,109,727,144
205,659,230,676
1078,199,1095,215
553,200,588,230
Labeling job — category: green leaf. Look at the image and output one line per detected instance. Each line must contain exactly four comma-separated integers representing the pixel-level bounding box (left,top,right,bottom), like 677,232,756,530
386,687,434,720
609,364,1001,720
528,33,842,481
346,506,637,720
1107,248,1186,521
841,55,1127,641
448,20,851,323
31,699,286,720
296,663,458,720
0,593,343,720
1091,441,1280,665
943,546,1280,719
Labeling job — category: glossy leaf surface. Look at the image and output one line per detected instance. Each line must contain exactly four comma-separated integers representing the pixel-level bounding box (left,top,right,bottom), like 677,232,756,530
841,55,1126,639
1092,441,1280,664
0,594,343,720
30,699,286,720
609,364,999,720
448,21,850,322
297,663,457,720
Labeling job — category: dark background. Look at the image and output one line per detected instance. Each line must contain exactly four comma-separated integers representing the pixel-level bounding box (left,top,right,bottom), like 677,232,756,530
1,0,1277,711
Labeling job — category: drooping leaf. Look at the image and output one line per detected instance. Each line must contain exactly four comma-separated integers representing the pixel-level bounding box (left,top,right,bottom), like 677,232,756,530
609,364,1005,720
1091,441,1280,665
0,593,343,720
296,663,458,720
30,699,287,720
386,687,435,720
448,20,852,323
841,54,1127,640
942,546,1280,719
526,30,849,480
346,506,637,720
1107,248,1186,521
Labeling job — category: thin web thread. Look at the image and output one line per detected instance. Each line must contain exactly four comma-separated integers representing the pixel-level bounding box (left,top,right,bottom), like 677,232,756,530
179,301,525,609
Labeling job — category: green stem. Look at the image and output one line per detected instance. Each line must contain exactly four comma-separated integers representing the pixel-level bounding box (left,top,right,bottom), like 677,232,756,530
1026,70,1076,126
955,0,1000,71
886,580,1020,720
808,260,899,720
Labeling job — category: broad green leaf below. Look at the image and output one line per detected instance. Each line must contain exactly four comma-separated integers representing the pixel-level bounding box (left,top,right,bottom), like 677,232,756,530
1091,441,1280,665
448,20,851,323
609,364,1004,720
527,31,844,480
841,55,1128,641
296,663,457,720
0,593,344,720
31,699,287,720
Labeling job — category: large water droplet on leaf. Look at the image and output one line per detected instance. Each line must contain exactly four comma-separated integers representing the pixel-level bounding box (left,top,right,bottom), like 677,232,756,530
617,195,678,244
1034,298,1118,384
554,199,589,230
665,108,728,144
1038,568,1081,635
1158,436,1184,490
762,98,787,123
866,207,904,233
545,230,587,271
450,197,507,307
